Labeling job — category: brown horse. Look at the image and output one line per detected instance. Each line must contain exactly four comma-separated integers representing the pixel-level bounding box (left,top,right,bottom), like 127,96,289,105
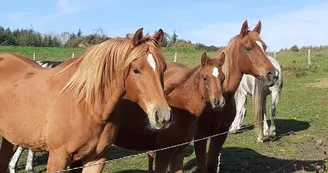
0,28,172,173
194,20,279,173
111,52,225,173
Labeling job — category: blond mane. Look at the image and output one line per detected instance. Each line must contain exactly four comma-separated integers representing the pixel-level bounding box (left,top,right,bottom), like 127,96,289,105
59,36,162,107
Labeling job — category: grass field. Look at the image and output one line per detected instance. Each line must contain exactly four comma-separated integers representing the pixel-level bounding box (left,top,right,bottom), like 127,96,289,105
1,46,328,173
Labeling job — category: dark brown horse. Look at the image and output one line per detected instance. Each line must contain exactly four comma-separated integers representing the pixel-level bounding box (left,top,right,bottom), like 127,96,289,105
0,28,172,173
194,20,279,173
111,52,225,173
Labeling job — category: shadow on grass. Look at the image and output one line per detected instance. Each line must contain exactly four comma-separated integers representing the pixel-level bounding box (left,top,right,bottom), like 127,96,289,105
184,147,326,173
232,119,310,142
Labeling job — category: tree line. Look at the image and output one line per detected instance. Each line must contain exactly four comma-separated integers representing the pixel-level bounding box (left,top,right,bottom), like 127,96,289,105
0,26,221,51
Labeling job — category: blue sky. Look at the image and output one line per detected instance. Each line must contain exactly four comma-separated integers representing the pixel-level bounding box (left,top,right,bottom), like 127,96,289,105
1,0,327,51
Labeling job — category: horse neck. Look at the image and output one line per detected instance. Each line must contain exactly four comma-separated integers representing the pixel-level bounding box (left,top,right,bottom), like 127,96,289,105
222,43,243,101
166,66,206,117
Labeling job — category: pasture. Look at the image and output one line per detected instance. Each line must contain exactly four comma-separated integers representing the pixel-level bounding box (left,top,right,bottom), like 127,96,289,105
0,46,327,172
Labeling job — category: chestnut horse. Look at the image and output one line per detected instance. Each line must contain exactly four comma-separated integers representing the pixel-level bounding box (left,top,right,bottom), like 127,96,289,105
110,52,225,173
194,20,279,173
0,28,172,173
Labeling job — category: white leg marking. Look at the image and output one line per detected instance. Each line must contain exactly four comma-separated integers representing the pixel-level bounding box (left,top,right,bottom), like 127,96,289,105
147,54,156,72
26,149,35,173
9,147,24,173
212,67,219,77
256,41,265,52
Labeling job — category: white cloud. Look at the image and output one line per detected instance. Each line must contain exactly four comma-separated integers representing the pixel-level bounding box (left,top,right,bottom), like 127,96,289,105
183,1,328,51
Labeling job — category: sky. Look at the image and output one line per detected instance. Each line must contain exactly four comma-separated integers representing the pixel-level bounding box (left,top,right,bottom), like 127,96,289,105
1,0,328,51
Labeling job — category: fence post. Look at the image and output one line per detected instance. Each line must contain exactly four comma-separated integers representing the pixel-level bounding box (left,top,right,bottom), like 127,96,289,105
72,53,75,58
274,51,277,59
33,52,36,61
174,52,178,62
307,49,311,69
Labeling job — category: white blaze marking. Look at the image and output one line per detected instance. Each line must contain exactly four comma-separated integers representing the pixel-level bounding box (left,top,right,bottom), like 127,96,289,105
212,67,219,77
256,41,264,52
147,54,156,72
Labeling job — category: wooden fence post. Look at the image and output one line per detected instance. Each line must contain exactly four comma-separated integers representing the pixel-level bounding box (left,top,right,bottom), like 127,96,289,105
307,49,311,69
33,52,36,61
274,51,277,59
174,52,178,62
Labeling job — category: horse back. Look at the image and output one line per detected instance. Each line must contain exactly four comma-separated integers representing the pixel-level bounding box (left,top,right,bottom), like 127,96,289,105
164,62,192,94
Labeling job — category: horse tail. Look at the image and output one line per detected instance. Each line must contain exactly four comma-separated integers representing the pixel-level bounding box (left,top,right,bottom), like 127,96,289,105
252,78,265,142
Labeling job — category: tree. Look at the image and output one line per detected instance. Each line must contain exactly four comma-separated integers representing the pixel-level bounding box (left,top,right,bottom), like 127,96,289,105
290,44,299,52
77,29,82,37
162,32,171,47
171,30,178,44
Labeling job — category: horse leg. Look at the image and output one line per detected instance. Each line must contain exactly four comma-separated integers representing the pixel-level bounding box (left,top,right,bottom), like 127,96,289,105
169,146,186,173
0,138,15,173
148,152,155,173
9,146,24,173
155,149,172,173
194,135,208,173
81,152,108,173
26,149,35,173
269,90,280,137
206,134,228,173
262,96,269,136
46,150,70,173
230,90,247,133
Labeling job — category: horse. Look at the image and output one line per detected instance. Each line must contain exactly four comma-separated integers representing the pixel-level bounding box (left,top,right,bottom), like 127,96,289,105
37,60,64,68
8,60,65,173
229,55,283,138
68,52,226,173
0,28,172,173
194,20,279,173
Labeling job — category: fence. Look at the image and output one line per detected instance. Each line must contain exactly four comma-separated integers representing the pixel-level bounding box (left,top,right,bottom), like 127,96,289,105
50,94,328,173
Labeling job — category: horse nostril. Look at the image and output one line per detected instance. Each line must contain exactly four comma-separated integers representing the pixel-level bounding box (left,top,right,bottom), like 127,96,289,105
213,97,219,105
155,110,160,123
266,70,275,80
220,99,225,106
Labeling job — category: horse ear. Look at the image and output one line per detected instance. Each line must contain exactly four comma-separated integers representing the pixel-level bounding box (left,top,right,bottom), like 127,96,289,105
217,52,225,67
239,20,249,37
253,21,262,34
126,33,134,38
133,28,144,47
153,29,164,46
201,52,209,66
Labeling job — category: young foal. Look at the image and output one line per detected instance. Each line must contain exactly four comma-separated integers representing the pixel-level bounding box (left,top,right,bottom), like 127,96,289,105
0,28,172,173
230,55,283,138
112,52,225,173
194,20,279,173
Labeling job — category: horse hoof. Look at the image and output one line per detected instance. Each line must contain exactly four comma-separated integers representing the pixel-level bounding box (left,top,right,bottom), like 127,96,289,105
263,131,269,136
229,129,238,134
269,131,276,137
257,137,264,143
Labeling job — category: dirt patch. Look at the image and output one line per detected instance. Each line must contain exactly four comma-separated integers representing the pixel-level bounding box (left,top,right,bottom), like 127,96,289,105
306,78,328,88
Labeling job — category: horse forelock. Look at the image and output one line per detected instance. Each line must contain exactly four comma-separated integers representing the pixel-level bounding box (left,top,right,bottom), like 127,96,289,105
59,36,163,108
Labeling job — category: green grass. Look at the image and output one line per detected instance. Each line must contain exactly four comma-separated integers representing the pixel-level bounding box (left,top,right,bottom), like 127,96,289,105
1,46,327,173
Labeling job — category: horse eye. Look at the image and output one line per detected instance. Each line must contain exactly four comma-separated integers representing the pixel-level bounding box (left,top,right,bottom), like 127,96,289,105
203,76,208,81
133,68,140,75
245,46,252,52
